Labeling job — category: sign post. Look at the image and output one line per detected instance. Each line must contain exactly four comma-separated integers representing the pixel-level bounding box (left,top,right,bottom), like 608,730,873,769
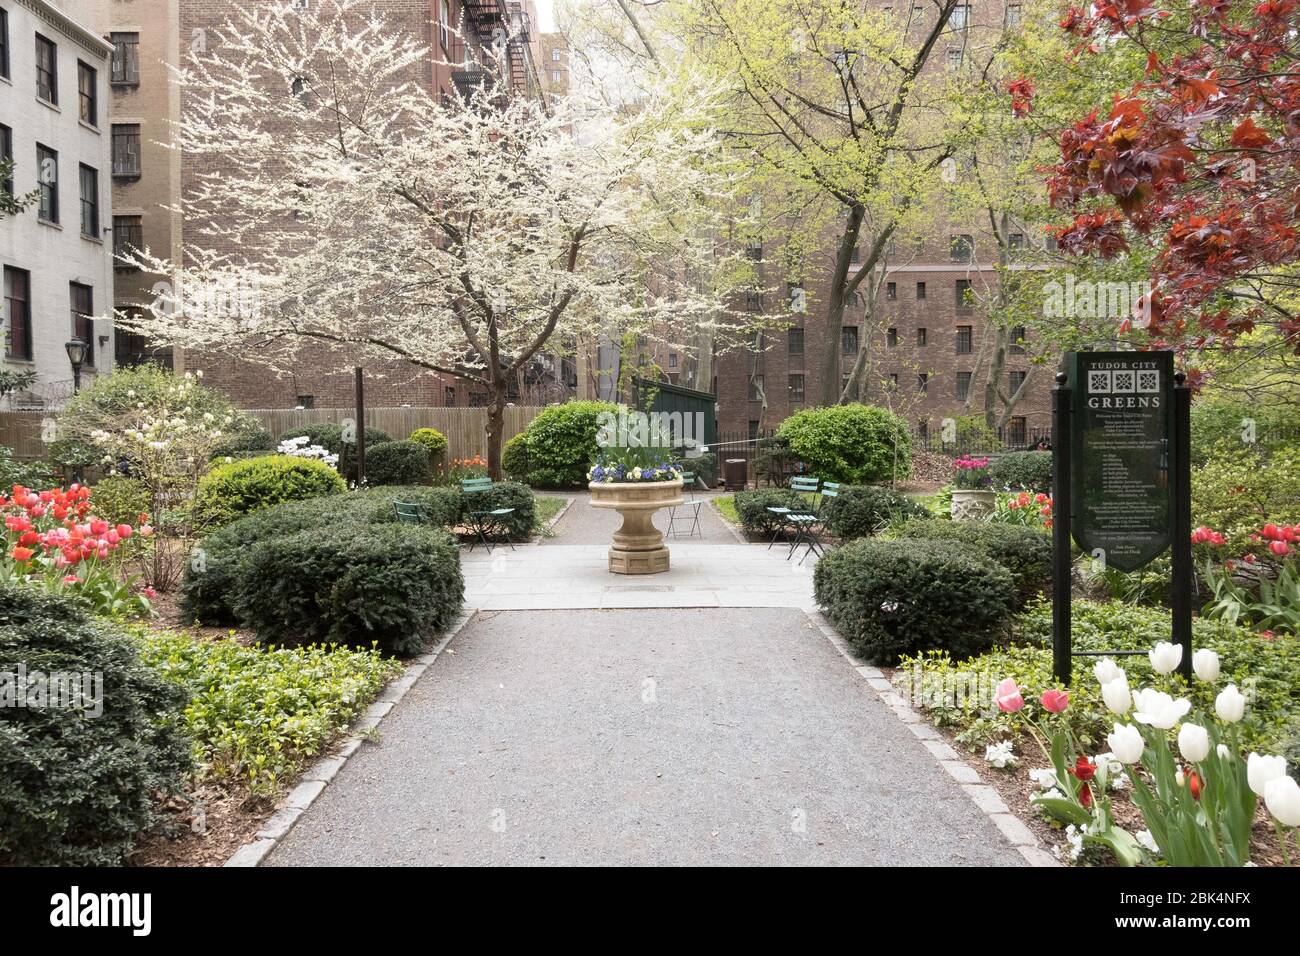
1052,351,1192,683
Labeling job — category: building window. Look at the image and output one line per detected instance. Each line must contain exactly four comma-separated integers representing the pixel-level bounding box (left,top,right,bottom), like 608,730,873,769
886,281,896,300
889,373,899,389
111,33,140,85
744,290,762,312
1005,3,1022,28
956,371,971,401
746,239,762,260
439,0,451,51
112,125,142,177
917,372,929,394
79,165,99,239
916,281,926,299
850,246,861,263
0,125,12,197
36,144,58,223
0,8,9,80
1009,370,1027,394
950,234,974,262
946,48,962,69
956,325,973,354
552,48,562,62
748,420,760,440
1007,416,1027,446
113,215,143,268
748,375,764,402
787,327,803,355
1008,232,1027,250
951,4,971,29
552,70,561,83
841,326,859,355
956,278,973,311
295,394,315,409
1009,325,1027,354
916,327,927,346
788,283,806,313
789,373,805,403
886,327,898,347
469,391,489,407
70,283,95,367
35,34,58,103
78,62,98,126
4,267,32,361
444,385,456,407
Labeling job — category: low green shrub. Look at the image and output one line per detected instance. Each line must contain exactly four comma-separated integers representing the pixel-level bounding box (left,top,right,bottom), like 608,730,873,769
905,600,1300,755
408,427,449,464
459,481,535,539
753,434,796,486
137,629,403,795
778,403,912,484
1192,443,1300,541
813,538,1015,664
888,518,1052,605
1190,396,1300,465
515,400,617,487
733,488,807,535
279,422,392,480
89,475,152,526
364,485,462,528
675,451,718,488
230,523,463,655
988,451,1053,492
822,485,928,540
211,423,275,460
195,454,347,528
364,440,432,486
0,585,191,865
502,432,531,481
0,447,56,489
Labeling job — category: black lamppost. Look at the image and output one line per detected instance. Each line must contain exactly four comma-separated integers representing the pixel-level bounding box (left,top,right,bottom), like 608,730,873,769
65,337,88,393
65,338,88,485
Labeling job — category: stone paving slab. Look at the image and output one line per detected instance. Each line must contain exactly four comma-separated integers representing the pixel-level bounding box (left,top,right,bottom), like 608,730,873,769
264,608,1024,867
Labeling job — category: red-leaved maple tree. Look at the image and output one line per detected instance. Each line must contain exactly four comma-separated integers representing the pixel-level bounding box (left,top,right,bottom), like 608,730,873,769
1047,0,1300,367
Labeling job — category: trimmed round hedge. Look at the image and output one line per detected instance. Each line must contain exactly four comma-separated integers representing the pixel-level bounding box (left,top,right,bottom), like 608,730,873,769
778,404,912,484
889,518,1051,605
733,488,807,535
813,538,1016,664
195,454,347,528
822,485,928,540
502,432,530,481
0,585,192,865
409,427,449,462
230,523,463,656
459,480,535,540
988,451,1053,492
514,400,617,487
364,440,432,486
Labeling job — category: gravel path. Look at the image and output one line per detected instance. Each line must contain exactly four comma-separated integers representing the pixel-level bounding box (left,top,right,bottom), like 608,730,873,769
266,608,1023,867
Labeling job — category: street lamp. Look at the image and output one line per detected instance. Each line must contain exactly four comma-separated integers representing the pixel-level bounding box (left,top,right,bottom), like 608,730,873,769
65,338,88,393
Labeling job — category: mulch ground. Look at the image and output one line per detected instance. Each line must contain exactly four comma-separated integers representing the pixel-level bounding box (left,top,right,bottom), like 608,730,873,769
129,786,272,867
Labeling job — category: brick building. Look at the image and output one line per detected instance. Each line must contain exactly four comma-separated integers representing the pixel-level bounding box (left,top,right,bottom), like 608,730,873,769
62,0,565,411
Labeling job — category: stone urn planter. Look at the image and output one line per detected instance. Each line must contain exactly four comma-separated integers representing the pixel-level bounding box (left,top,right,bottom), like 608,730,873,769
951,488,997,521
589,478,684,574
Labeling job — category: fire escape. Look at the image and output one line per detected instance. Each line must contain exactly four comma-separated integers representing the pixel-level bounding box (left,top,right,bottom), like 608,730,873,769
450,0,539,102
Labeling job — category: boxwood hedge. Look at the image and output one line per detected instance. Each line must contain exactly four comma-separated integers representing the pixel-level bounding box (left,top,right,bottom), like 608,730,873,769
822,485,928,540
888,518,1051,605
195,454,347,528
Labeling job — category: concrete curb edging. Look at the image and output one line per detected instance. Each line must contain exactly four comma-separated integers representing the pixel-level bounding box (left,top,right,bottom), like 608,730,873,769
223,607,480,868
542,496,574,535
803,610,1059,868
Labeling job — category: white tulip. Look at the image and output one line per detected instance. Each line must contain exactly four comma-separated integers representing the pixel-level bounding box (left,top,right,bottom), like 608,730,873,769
1192,649,1221,682
1215,684,1246,723
1149,641,1183,675
1247,753,1288,797
1107,723,1145,764
1094,657,1124,685
1217,744,1232,760
1178,723,1211,763
1264,776,1300,828
1101,674,1132,715
1131,688,1193,730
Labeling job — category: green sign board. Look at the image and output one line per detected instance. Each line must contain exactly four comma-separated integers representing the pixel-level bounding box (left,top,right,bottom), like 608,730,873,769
1066,351,1174,572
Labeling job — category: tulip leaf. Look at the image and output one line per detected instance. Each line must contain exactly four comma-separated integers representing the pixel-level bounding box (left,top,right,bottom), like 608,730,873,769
1032,796,1092,827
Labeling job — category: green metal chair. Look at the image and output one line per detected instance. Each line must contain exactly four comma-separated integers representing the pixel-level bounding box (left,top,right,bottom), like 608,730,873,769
459,477,516,553
767,475,821,549
667,471,703,539
786,481,838,564
393,500,428,525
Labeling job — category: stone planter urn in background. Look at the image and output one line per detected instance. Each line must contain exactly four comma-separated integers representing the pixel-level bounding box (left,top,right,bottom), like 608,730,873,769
589,478,683,574
951,488,997,521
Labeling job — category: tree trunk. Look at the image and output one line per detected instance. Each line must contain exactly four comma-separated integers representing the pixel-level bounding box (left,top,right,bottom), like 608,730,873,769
818,204,866,405
486,382,506,481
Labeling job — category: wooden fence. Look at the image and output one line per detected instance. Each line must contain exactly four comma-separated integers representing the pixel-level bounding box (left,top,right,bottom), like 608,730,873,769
0,406,546,463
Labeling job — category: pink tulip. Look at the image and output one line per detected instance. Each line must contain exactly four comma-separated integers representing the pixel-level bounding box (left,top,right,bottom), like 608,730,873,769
994,678,1024,713
1270,540,1290,557
1041,689,1070,713
116,524,133,539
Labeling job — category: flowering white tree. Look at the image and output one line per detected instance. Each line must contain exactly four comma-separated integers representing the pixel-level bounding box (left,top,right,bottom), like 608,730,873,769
122,0,766,476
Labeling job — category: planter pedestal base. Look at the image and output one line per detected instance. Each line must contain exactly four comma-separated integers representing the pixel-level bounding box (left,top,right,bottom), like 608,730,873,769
589,478,683,576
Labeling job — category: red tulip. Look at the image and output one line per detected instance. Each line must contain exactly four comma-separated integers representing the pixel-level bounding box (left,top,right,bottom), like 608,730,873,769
10,547,34,562
18,531,39,547
1270,540,1290,557
1187,769,1202,801
1041,689,1070,713
1070,757,1097,782
116,524,133,539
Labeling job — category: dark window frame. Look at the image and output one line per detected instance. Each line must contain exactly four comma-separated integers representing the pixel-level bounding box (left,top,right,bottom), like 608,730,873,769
788,373,805,404
886,326,898,347
956,370,972,401
748,374,765,403
956,278,973,312
113,215,143,268
1009,325,1027,354
917,372,929,394
4,266,33,361
950,233,975,262
112,124,142,178
0,124,12,197
70,282,95,367
916,281,926,300
0,8,10,81
886,281,896,300
787,327,804,355
1009,370,1027,394
110,32,140,86
916,327,928,347
956,325,974,355
36,143,58,223
35,33,58,104
841,325,859,355
78,61,98,126
79,163,99,239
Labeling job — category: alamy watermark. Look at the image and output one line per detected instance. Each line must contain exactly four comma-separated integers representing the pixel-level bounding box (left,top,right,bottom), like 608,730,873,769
596,407,707,458
1,664,104,717
1043,275,1153,327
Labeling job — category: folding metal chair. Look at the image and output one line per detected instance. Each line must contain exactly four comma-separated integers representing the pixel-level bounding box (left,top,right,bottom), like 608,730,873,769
393,500,428,525
768,475,821,549
667,471,703,538
786,482,838,564
459,477,517,553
